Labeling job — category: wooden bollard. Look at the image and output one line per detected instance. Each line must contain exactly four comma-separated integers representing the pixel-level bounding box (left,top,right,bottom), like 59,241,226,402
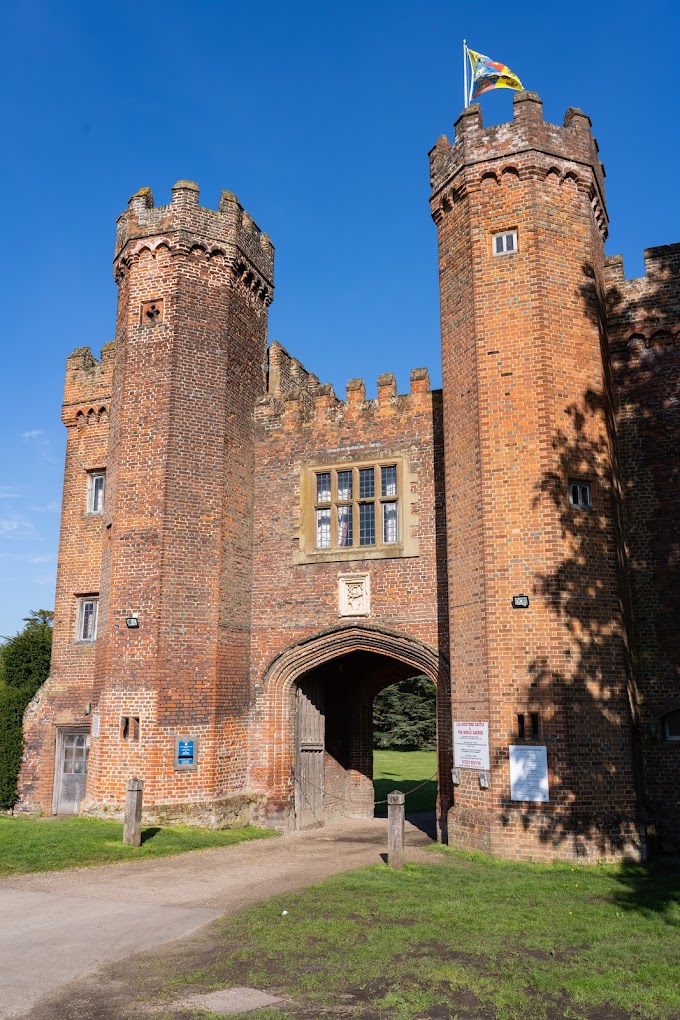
387,790,405,870
123,777,144,847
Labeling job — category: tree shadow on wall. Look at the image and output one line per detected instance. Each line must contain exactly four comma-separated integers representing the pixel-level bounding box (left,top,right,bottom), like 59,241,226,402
497,253,679,909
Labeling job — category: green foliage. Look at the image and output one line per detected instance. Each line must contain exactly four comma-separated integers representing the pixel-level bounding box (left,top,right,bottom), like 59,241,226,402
0,610,53,810
0,816,276,875
1,609,53,693
0,687,29,809
372,676,435,750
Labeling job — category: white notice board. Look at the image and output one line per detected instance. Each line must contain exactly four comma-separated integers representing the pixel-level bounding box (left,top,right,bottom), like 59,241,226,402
453,721,490,770
509,745,549,802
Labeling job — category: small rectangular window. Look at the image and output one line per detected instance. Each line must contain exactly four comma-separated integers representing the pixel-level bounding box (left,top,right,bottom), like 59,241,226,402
382,502,398,544
337,505,353,547
530,712,540,737
87,471,106,514
517,713,526,738
121,716,140,741
493,230,517,256
359,502,375,545
337,470,353,501
381,464,397,497
316,472,331,504
77,597,98,642
359,467,375,499
315,507,331,549
569,480,592,509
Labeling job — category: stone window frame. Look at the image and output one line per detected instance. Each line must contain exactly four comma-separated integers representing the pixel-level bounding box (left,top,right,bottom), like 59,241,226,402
296,454,419,564
492,229,518,256
86,469,106,515
75,595,98,643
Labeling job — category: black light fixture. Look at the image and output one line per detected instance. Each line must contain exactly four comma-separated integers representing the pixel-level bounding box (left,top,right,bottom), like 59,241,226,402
125,614,140,629
511,594,530,609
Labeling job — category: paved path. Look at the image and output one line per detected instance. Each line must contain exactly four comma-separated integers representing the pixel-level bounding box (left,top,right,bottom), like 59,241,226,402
0,817,434,1019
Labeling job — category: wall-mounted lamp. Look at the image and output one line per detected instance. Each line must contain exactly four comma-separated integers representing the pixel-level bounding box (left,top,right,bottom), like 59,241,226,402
479,771,490,789
511,594,530,609
125,614,139,629
84,702,92,715
451,768,460,786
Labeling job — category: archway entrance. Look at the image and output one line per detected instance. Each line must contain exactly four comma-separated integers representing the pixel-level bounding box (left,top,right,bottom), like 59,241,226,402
292,648,451,833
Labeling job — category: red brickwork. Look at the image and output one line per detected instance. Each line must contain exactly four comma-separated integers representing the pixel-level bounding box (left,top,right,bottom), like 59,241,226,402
18,94,679,860
605,246,680,851
430,92,640,860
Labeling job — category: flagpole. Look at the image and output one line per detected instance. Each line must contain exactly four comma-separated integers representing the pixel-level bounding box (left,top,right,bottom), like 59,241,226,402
463,39,469,109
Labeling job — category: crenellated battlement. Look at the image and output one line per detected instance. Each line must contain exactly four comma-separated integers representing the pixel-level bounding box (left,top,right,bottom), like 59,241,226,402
114,181,274,290
62,342,115,425
605,244,680,346
256,361,432,430
429,92,607,238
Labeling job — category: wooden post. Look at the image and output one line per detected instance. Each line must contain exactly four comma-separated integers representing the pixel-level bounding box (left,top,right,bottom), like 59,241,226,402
387,790,405,870
123,777,144,847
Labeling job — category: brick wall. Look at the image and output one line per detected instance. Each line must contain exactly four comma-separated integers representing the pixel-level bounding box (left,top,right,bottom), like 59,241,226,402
431,92,640,861
606,245,680,850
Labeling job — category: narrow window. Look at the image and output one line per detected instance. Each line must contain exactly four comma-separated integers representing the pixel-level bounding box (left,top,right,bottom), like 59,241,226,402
121,716,140,741
663,709,680,741
493,230,518,256
316,508,331,549
517,713,526,738
316,472,331,504
382,501,398,544
359,467,375,499
337,505,353,547
569,480,592,509
77,597,98,642
87,471,106,514
359,502,375,545
530,712,540,737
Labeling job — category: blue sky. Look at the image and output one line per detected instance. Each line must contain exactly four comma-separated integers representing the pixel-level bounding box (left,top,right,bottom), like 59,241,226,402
0,0,678,639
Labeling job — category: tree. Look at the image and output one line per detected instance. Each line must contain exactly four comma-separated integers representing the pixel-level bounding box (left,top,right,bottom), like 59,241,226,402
373,676,436,750
0,609,53,809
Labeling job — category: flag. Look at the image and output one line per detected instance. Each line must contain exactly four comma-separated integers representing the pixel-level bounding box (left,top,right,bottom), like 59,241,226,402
468,48,523,101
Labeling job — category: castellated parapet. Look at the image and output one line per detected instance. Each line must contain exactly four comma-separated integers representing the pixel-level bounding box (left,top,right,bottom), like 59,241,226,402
257,341,432,428
429,91,608,240
17,98,680,858
115,181,274,302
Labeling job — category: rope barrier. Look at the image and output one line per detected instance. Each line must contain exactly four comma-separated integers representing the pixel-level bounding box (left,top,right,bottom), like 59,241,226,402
291,767,438,808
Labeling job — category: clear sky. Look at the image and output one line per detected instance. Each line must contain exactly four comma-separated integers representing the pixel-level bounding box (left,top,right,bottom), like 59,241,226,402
0,0,678,639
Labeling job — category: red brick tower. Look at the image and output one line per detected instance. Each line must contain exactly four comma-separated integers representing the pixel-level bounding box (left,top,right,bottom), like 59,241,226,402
430,93,642,860
81,182,273,813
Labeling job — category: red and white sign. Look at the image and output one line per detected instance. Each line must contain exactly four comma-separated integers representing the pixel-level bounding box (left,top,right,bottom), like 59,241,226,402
453,721,490,771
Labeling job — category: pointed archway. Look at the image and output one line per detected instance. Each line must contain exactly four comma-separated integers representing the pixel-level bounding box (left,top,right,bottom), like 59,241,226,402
253,624,451,837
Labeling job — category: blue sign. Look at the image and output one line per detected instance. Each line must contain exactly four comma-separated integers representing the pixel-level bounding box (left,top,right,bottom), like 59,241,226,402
177,740,195,765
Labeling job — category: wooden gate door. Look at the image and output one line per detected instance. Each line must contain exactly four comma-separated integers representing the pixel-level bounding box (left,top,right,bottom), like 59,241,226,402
295,676,325,829
55,730,89,814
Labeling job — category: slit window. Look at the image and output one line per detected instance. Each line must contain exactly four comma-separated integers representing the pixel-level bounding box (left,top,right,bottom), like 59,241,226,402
121,716,140,741
87,471,106,514
569,480,592,509
76,597,98,642
493,230,517,256
663,709,680,741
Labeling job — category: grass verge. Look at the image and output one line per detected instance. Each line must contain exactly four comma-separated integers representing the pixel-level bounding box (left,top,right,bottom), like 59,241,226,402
140,849,679,1020
373,748,437,815
0,816,275,876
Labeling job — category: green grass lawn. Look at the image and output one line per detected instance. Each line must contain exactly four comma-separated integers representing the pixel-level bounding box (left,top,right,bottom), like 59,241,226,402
373,748,437,815
142,849,680,1020
0,816,275,876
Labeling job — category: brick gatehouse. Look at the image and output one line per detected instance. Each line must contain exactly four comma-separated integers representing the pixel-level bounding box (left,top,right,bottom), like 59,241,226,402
18,92,680,861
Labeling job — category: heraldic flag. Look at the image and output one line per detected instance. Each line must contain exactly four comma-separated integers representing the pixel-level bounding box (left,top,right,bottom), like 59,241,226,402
467,47,523,101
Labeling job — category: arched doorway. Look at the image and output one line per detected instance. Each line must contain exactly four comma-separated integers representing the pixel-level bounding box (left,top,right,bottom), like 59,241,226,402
260,625,451,837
